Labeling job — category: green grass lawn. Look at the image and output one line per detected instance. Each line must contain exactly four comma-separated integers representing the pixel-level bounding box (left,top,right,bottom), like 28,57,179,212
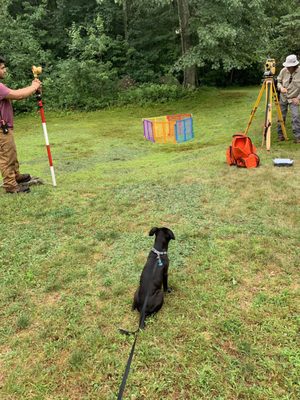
0,87,299,400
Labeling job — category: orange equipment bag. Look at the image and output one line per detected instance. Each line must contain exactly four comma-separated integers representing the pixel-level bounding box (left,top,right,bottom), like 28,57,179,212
226,134,260,168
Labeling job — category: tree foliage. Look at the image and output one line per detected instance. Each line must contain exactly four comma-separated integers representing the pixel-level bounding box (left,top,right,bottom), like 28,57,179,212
269,10,300,61
0,0,298,109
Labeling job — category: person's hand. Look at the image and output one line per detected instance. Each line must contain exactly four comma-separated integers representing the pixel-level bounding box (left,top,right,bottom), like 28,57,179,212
31,78,41,91
291,97,300,106
281,87,288,94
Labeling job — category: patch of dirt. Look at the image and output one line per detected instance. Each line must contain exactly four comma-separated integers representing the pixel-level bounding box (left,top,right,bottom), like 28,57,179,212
44,292,62,305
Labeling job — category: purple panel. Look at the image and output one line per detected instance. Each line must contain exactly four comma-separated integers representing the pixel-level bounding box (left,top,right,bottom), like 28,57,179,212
143,119,155,142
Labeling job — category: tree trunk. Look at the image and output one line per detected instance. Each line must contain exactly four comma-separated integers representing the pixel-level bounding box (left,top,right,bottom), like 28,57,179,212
177,0,197,87
123,0,129,42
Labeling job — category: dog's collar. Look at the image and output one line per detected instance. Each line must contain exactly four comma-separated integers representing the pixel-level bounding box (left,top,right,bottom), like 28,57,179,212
151,247,167,267
151,247,167,257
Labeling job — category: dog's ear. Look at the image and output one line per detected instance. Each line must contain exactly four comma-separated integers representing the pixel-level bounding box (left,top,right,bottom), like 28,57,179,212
149,227,158,236
167,228,175,240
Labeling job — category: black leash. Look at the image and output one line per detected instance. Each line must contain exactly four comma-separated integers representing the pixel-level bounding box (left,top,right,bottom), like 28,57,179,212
117,279,152,400
117,286,150,400
117,334,138,400
117,249,167,399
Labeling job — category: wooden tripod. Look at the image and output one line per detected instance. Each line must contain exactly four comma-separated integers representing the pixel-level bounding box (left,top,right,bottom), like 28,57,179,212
244,77,288,151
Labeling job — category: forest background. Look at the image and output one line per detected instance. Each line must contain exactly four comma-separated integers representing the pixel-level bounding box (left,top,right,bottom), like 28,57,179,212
1,2,300,399
0,0,299,111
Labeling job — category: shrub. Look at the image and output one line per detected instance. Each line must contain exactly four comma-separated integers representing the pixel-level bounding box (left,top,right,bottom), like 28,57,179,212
43,59,118,110
117,83,185,106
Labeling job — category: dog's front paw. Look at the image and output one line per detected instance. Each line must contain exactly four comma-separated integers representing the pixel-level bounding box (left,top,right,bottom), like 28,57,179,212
166,287,173,293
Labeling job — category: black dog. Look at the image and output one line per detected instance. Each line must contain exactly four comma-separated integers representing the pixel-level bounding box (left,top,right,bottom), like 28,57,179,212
133,227,175,329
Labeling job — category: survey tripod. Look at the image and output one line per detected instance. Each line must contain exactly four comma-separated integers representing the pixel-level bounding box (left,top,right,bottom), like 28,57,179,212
244,72,288,151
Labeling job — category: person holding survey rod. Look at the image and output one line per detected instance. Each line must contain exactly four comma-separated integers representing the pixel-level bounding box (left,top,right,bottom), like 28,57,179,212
0,56,41,193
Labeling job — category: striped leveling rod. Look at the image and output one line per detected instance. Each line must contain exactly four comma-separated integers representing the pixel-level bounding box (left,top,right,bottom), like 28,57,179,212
38,95,56,186
32,66,56,186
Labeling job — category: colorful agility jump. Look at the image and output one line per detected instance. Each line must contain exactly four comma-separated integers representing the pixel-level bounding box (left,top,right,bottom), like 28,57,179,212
143,113,194,144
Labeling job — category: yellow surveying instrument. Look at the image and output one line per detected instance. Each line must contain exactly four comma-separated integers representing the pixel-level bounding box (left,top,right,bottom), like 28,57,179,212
244,58,287,151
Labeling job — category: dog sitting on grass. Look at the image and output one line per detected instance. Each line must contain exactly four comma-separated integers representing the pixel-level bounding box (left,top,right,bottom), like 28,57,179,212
133,227,175,329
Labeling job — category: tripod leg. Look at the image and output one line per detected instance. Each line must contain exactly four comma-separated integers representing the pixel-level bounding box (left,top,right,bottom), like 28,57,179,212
263,79,272,150
244,82,265,136
272,81,288,140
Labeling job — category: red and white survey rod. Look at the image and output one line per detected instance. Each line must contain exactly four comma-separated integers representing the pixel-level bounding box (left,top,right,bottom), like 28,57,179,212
32,65,57,187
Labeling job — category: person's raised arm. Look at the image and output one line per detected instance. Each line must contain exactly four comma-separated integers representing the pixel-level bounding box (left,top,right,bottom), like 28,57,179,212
5,79,41,100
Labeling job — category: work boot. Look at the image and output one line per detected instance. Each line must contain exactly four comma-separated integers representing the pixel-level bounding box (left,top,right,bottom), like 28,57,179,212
6,185,30,194
19,176,44,186
16,174,31,183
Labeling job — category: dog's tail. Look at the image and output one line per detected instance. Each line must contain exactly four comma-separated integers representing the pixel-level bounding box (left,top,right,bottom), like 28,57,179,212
119,318,146,336
139,313,147,330
139,321,146,330
119,328,138,336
